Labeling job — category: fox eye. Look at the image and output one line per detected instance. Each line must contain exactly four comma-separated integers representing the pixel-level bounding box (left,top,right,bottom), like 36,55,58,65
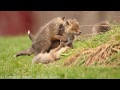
74,28,77,31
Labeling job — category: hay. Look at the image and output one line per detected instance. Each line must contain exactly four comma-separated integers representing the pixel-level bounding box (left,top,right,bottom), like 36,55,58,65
64,38,120,66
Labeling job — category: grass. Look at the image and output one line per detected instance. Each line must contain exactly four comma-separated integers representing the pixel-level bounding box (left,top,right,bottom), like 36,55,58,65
0,26,120,79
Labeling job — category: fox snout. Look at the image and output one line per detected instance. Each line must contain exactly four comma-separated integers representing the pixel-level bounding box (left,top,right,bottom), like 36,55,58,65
78,31,81,34
75,31,81,35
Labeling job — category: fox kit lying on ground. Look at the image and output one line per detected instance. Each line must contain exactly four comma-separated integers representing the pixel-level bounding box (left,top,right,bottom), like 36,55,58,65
92,20,111,34
32,42,70,64
14,17,66,57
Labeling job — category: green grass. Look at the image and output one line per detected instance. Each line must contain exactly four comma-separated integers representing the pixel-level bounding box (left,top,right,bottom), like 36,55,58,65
0,26,120,79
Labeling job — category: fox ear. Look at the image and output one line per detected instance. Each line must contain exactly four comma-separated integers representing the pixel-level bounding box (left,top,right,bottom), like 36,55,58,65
66,21,70,26
62,17,66,20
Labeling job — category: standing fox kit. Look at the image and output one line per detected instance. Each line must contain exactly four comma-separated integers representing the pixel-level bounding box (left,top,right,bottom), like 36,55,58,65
15,17,66,57
92,20,111,34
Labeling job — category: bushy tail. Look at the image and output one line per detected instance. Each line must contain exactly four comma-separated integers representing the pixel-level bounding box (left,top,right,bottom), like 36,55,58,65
28,30,34,42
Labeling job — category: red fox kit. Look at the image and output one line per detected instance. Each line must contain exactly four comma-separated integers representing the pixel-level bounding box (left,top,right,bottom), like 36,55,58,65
61,18,81,48
32,42,70,64
14,17,66,57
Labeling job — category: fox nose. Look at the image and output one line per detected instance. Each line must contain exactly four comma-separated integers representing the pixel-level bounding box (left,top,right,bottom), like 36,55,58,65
79,31,81,34
76,31,81,35
78,31,81,35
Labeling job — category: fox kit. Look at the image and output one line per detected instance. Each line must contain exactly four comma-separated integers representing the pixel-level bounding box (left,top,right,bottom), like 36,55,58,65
15,17,66,57
32,42,70,64
28,23,65,52
92,20,111,34
61,18,81,48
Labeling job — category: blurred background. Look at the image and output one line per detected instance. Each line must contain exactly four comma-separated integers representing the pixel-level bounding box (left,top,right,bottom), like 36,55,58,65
0,11,120,36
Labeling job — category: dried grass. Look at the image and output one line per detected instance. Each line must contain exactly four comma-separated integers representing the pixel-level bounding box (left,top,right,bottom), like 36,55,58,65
64,37,120,66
